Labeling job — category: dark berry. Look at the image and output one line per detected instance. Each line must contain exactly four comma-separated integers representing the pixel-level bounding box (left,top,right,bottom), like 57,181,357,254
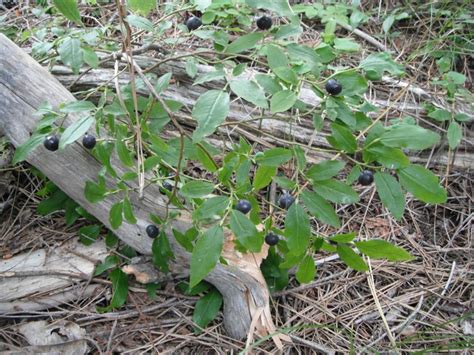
186,16,202,31
358,170,374,186
265,232,279,246
2,0,17,9
278,193,295,209
325,79,343,95
43,135,59,151
256,15,272,30
82,133,96,149
236,199,252,214
146,224,159,238
163,181,173,191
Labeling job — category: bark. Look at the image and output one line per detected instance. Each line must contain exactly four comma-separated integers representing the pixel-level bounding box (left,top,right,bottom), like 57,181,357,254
0,34,288,344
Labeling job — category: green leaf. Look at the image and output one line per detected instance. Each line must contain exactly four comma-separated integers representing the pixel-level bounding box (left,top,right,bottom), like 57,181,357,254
380,125,440,150
382,14,395,33
313,179,359,204
255,148,292,167
84,180,106,203
333,71,368,96
123,196,137,224
58,37,83,74
301,190,341,228
253,166,276,190
12,132,47,164
127,0,155,16
61,101,96,113
427,109,451,122
306,160,345,181
295,255,316,284
245,0,293,17
334,38,360,52
82,47,99,68
52,0,82,25
374,172,405,219
365,144,409,169
107,268,129,309
337,244,368,271
109,201,123,229
194,69,225,86
398,165,447,204
255,74,282,94
270,90,297,113
192,90,230,142
454,113,470,122
229,80,268,109
180,181,214,199
447,121,462,149
330,232,356,243
226,33,263,54
37,189,69,215
285,203,310,256
193,0,212,11
355,240,413,261
328,123,357,153
192,289,223,331
190,226,224,287
230,211,263,252
193,196,229,221
116,140,134,167
79,224,101,246
265,44,289,70
126,15,153,31
59,115,94,149
155,72,172,94
94,255,120,276
360,52,404,78
152,231,174,272
273,67,298,85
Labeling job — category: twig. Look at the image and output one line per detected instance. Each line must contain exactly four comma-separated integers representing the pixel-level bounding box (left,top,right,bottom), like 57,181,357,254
289,334,335,355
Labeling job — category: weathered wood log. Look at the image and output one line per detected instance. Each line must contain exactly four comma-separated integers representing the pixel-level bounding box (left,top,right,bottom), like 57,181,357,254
0,239,107,313
0,34,289,344
49,56,473,170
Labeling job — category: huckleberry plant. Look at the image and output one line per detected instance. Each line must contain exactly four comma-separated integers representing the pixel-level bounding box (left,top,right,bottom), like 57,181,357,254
13,1,451,311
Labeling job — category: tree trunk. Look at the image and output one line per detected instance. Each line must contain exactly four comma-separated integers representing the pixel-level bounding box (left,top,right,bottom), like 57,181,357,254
0,34,289,344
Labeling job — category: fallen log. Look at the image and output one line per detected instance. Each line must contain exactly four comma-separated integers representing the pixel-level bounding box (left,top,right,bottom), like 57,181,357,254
49,56,473,170
0,34,289,344
0,239,107,313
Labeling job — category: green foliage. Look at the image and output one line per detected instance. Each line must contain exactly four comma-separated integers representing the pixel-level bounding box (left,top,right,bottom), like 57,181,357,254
12,0,461,332
190,226,224,288
192,288,223,332
52,0,82,25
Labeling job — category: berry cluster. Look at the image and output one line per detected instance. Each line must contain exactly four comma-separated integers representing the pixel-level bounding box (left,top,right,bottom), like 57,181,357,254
43,133,97,151
185,14,273,32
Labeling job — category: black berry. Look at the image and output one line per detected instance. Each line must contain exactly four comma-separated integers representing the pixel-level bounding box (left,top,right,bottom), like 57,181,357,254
82,133,96,149
325,79,343,95
186,16,202,31
278,193,295,210
146,224,159,238
265,232,279,246
256,16,272,30
236,199,251,214
163,181,173,191
358,170,374,186
43,135,59,151
2,0,17,9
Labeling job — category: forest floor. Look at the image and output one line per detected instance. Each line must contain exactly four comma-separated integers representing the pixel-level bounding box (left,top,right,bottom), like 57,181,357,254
1,1,473,353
